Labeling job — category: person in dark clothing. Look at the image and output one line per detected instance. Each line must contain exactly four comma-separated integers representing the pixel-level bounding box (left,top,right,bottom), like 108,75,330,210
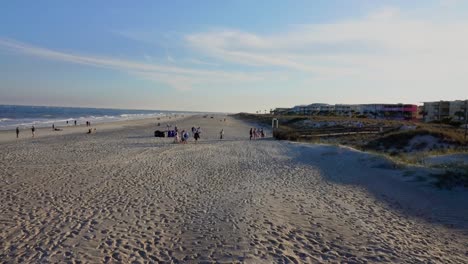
16,127,19,138
249,128,253,140
31,126,35,138
74,120,77,126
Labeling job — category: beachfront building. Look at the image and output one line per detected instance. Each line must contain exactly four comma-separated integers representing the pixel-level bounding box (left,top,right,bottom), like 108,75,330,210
359,104,417,120
271,108,291,115
449,101,467,121
283,103,418,120
423,100,467,122
291,104,331,115
334,104,363,113
334,104,417,120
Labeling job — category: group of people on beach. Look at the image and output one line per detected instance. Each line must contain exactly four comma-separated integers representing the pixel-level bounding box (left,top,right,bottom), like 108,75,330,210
171,126,202,144
15,119,96,139
249,128,265,140
169,125,225,143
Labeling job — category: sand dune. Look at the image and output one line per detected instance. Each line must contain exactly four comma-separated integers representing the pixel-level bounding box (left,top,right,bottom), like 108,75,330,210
0,115,467,263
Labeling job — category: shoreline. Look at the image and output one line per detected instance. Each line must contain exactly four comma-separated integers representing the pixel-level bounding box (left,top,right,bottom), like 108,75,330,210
0,114,192,144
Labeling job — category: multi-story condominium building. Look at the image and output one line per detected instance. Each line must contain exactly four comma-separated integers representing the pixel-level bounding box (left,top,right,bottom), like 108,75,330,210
367,104,417,120
334,104,417,120
449,100,467,121
291,104,331,115
287,103,418,120
334,104,362,116
423,100,467,122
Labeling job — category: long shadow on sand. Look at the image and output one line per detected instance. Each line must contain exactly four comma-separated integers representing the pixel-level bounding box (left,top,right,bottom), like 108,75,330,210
287,143,468,231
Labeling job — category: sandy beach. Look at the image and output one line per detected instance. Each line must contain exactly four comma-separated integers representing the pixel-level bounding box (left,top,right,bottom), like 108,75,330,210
1,115,467,263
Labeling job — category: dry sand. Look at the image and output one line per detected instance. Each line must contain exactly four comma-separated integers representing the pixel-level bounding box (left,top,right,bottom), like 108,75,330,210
0,115,467,263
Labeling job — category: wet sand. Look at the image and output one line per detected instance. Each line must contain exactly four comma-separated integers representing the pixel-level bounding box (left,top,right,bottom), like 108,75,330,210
0,115,467,263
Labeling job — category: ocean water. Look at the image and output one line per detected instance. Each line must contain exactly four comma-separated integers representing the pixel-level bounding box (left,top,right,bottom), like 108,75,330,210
0,105,189,130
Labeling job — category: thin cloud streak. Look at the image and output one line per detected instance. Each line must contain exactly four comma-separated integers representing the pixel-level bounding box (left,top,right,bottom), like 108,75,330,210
0,38,263,90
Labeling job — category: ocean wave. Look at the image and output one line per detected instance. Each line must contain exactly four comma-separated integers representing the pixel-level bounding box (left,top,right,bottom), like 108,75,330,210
0,112,175,130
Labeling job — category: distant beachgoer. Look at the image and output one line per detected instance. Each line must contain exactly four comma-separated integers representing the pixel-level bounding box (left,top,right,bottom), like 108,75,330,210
249,128,253,140
174,126,178,133
52,124,55,130
220,129,224,140
66,121,69,125
253,128,257,140
31,126,35,138
74,120,77,126
16,127,19,138
261,128,265,138
194,131,200,142
174,131,180,143
183,130,189,144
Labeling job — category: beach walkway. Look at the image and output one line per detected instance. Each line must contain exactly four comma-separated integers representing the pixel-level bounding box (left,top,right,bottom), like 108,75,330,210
0,115,467,263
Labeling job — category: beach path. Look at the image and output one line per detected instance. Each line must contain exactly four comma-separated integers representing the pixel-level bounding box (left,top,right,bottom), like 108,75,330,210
1,115,467,263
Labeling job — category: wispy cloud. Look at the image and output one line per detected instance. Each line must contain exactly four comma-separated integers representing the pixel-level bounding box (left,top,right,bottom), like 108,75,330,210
166,54,175,63
185,7,468,82
0,38,263,90
2,6,468,97
185,58,220,67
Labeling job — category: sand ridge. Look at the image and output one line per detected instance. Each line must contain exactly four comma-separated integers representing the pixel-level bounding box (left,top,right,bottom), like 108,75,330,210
0,115,467,263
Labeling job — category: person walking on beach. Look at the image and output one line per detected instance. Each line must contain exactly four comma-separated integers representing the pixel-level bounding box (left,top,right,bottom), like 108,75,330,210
220,129,224,140
16,127,19,138
74,120,77,126
194,130,200,143
52,124,55,131
249,128,253,140
182,130,189,144
31,126,35,138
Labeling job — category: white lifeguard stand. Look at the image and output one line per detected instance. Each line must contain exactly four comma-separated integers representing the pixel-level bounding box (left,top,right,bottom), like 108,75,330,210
272,118,279,129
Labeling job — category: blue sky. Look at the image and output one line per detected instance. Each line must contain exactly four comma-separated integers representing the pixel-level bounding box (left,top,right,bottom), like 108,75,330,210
1,0,467,112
